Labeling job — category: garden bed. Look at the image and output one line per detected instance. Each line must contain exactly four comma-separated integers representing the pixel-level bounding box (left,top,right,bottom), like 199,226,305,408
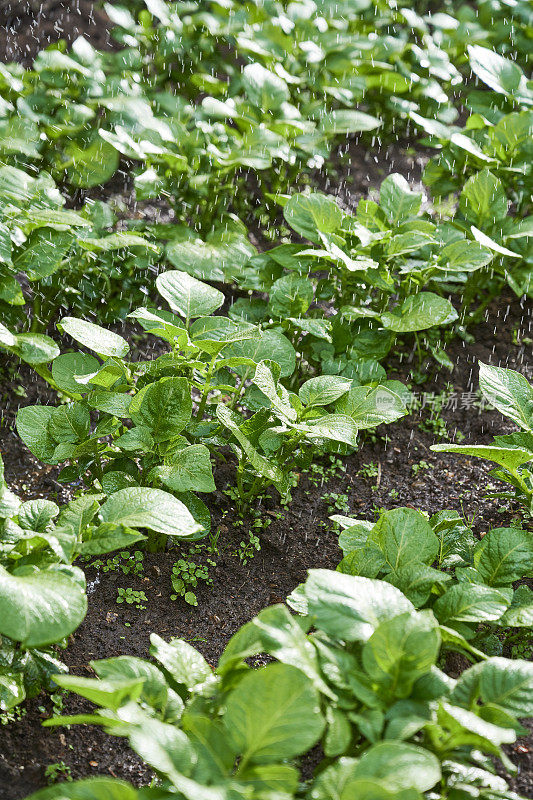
0,1,531,799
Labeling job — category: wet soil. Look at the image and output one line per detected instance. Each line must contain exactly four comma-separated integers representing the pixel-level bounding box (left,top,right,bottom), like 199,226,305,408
0,0,115,64
1,292,532,798
0,4,531,799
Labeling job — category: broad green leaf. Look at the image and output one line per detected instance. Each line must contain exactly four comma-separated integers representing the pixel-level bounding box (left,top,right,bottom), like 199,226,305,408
79,523,146,555
318,110,382,134
381,293,457,333
48,402,90,444
0,565,87,647
166,230,255,282
459,170,508,226
26,777,139,800
288,569,414,642
300,414,359,447
128,716,196,784
16,406,57,463
336,385,407,429
216,405,286,486
224,663,324,762
151,444,215,493
473,527,533,585
51,352,100,395
14,228,73,281
156,270,224,319
452,657,533,717
478,362,533,430
65,137,120,188
53,674,144,711
501,585,533,627
18,498,58,532
99,488,202,538
433,584,511,624
223,329,296,377
468,45,523,95
299,376,352,407
269,274,314,317
150,633,213,690
242,63,289,111
440,239,493,272
380,174,423,223
129,377,192,442
59,318,129,358
431,443,533,471
13,333,60,365
284,193,343,243
362,610,440,698
369,508,439,571
351,742,440,792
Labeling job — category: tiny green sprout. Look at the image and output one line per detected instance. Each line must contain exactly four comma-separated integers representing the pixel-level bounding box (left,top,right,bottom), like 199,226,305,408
116,587,148,609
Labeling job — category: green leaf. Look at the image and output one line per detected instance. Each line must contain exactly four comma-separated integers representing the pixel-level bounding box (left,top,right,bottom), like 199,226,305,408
351,742,440,792
381,293,457,333
433,584,511,625
459,170,508,226
26,777,140,800
440,239,493,272
128,716,196,784
223,329,296,378
288,569,414,642
301,414,359,448
51,352,100,395
216,405,286,486
478,362,533,430
224,663,324,762
431,443,533,471
318,110,382,134
501,585,533,627
156,270,224,319
284,193,343,243
369,508,439,572
362,610,440,698
335,385,407,429
152,445,215,493
269,274,314,318
59,317,129,358
242,63,289,111
48,402,90,444
65,137,120,188
0,565,87,647
468,45,523,95
473,527,533,586
99,488,202,538
53,674,144,711
79,523,146,555
150,633,213,690
16,406,57,463
380,174,423,223
18,498,58,532
452,657,533,717
129,377,192,442
12,333,60,365
15,228,73,281
299,376,352,407
165,229,255,282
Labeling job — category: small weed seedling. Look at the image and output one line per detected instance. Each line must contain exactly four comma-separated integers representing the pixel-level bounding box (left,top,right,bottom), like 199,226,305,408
45,762,72,785
116,588,148,609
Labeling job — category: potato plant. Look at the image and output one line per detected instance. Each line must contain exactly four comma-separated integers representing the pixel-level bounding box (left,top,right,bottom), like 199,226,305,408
26,569,533,800
14,271,408,517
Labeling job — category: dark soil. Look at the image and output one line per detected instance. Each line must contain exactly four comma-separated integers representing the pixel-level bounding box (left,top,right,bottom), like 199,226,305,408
1,293,532,798
0,4,531,799
0,0,115,64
